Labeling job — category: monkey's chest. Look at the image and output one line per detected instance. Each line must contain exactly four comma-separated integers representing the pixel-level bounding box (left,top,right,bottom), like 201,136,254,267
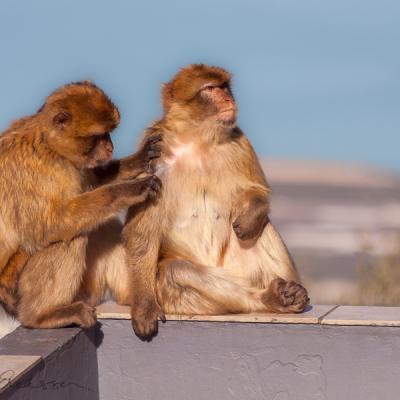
162,155,233,264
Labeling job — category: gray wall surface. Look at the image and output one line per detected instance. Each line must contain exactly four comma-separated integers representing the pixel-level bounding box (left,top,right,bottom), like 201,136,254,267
2,320,400,400
97,320,400,400
1,327,100,400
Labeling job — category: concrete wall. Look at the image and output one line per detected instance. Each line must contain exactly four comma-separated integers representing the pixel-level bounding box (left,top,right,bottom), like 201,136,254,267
0,327,100,400
2,317,400,400
97,320,400,400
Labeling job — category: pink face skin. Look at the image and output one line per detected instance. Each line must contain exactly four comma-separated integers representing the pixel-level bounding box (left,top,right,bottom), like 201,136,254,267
199,83,237,126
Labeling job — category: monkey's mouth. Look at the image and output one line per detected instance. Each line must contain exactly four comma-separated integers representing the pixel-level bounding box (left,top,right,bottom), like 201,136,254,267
217,108,236,124
219,107,235,114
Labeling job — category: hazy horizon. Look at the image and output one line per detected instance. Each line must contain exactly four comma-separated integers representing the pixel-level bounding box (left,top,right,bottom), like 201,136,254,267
0,0,399,172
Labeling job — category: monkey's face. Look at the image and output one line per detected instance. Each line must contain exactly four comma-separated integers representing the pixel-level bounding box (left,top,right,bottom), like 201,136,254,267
50,124,116,169
194,82,237,127
44,82,120,169
73,132,114,168
163,65,237,128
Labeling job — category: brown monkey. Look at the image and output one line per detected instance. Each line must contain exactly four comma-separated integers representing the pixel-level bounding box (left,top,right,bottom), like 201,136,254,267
123,64,309,339
0,81,161,328
0,131,162,315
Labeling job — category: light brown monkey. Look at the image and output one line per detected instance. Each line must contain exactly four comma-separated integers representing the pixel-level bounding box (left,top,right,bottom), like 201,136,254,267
0,81,161,328
123,64,309,339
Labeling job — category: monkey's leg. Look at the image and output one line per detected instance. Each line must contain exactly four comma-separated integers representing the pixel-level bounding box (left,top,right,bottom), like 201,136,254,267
17,237,96,329
0,249,29,315
254,222,309,312
80,219,130,307
158,258,309,315
124,204,165,340
157,259,271,315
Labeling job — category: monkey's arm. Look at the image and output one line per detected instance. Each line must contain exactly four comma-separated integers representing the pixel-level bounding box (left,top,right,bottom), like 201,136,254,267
232,194,270,241
123,203,165,340
46,176,160,244
92,134,161,185
232,134,271,241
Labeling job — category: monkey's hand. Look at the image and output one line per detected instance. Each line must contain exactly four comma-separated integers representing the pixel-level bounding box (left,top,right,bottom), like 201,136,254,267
139,133,163,173
131,299,166,341
232,197,269,241
119,134,162,180
121,175,162,206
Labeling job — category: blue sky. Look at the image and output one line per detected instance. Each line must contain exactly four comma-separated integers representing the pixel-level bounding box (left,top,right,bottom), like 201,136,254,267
0,0,399,171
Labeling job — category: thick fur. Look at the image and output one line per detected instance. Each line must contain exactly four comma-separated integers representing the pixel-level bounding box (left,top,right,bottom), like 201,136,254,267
123,64,309,340
0,81,161,327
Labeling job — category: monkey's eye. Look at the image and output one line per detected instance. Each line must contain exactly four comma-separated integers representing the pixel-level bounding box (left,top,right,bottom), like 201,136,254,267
203,85,215,92
220,83,230,92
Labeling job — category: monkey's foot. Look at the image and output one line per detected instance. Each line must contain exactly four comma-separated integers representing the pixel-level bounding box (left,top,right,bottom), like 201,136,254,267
74,301,97,328
131,300,166,341
262,278,309,313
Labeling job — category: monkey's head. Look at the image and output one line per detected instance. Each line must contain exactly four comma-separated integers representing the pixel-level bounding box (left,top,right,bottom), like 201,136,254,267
41,81,120,168
162,64,237,128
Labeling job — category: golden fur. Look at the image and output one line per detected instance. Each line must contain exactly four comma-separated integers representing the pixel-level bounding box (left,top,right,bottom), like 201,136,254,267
122,65,309,339
0,81,161,326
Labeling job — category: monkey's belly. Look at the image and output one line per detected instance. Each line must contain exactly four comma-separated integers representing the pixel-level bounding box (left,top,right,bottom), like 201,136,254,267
168,192,229,264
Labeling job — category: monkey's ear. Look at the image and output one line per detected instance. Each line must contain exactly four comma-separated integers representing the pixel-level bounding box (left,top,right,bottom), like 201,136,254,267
53,111,71,129
162,83,174,112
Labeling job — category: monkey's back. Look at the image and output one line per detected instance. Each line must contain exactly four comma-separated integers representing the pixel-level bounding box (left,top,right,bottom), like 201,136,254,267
0,131,84,251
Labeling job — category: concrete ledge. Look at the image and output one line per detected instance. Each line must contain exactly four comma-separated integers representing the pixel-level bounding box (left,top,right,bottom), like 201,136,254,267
321,305,400,326
96,302,337,324
97,301,400,327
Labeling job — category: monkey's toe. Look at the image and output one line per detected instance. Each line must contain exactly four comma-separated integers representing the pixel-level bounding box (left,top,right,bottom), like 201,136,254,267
266,278,309,313
131,302,165,341
147,133,162,144
76,302,97,329
132,318,159,342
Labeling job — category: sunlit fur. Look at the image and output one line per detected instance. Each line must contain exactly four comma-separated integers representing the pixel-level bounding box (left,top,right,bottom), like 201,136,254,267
123,64,309,339
0,82,161,326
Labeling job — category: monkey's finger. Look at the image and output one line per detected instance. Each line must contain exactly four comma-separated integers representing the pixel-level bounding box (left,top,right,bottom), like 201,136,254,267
149,143,162,151
132,319,148,340
150,175,162,190
147,133,162,144
147,148,162,159
132,318,158,341
159,310,166,323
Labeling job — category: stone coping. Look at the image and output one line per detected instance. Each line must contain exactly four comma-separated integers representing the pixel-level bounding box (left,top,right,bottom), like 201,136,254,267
96,302,336,324
96,302,400,327
1,303,400,394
